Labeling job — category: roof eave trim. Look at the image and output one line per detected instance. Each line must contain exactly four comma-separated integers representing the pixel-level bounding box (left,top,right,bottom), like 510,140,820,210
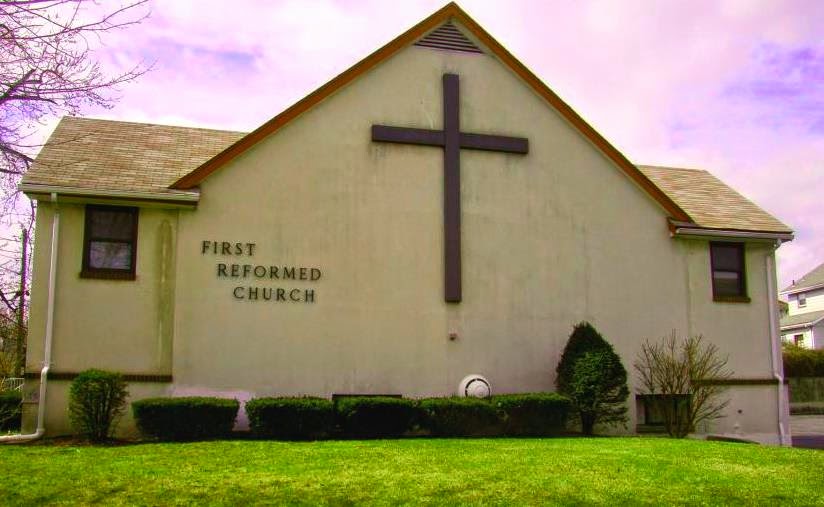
780,316,824,331
780,282,824,296
167,2,691,222
671,224,794,242
19,183,200,204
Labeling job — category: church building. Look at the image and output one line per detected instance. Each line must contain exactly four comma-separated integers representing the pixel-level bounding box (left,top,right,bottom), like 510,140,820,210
19,3,794,444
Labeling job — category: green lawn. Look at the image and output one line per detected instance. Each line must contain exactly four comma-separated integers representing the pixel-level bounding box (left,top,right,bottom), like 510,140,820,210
1,438,822,505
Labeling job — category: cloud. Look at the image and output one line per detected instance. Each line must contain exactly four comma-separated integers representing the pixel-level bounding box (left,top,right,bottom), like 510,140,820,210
33,0,824,286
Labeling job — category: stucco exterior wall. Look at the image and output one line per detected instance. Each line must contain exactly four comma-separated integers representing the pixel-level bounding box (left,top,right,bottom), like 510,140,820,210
21,24,785,443
26,202,177,376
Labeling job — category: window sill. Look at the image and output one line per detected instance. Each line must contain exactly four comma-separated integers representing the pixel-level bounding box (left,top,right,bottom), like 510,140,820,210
80,270,136,281
713,295,750,303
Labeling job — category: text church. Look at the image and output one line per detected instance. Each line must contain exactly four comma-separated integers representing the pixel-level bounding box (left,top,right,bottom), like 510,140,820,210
18,3,794,444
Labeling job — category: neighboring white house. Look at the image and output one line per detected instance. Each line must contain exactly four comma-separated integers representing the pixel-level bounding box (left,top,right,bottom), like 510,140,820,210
780,262,824,349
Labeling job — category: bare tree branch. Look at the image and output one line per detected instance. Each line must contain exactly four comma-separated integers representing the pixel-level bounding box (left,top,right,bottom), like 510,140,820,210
0,0,150,370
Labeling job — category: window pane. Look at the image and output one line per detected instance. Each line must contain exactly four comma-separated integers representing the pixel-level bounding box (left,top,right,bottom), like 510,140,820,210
713,271,741,296
88,241,132,270
711,244,741,271
89,209,134,240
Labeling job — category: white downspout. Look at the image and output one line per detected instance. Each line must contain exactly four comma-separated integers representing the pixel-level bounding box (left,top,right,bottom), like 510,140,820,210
1,193,59,443
766,240,790,446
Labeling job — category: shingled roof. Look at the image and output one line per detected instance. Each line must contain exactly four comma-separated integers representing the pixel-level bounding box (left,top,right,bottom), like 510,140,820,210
781,262,824,294
22,117,791,237
638,165,791,234
21,117,244,198
780,308,824,331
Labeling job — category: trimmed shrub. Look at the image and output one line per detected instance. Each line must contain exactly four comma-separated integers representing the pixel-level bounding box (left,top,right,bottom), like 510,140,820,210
789,402,824,415
556,323,628,435
783,345,824,378
569,351,628,435
246,397,334,440
68,369,128,442
132,397,239,441
788,377,824,403
336,396,417,438
419,397,501,437
494,393,571,436
0,389,22,432
556,322,613,394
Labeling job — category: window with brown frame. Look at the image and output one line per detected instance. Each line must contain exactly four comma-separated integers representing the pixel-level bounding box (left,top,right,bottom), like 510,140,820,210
709,242,747,302
81,205,138,280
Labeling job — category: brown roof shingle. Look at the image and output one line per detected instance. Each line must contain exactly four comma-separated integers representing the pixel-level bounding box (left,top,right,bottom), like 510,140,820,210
22,116,245,196
637,165,791,234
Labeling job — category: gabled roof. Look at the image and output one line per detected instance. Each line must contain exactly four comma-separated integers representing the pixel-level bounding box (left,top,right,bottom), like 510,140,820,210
780,309,824,331
21,117,243,199
21,117,791,237
167,2,691,223
638,165,792,234
781,262,824,294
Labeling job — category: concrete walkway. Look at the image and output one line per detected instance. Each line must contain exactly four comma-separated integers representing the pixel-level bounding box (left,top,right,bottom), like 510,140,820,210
791,415,824,449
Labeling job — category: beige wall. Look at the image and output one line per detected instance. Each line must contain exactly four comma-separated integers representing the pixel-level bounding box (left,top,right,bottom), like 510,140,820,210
21,380,169,438
27,203,177,376
23,22,785,443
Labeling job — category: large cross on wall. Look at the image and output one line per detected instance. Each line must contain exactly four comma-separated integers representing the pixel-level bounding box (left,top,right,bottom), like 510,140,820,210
372,74,529,303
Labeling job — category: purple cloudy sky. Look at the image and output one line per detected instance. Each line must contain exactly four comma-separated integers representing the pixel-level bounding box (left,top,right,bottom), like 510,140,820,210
43,0,824,288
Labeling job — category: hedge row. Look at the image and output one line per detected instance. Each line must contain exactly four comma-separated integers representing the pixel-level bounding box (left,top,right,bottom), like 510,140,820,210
131,397,239,441
0,390,22,432
245,396,334,439
248,394,571,439
131,393,571,441
783,346,824,378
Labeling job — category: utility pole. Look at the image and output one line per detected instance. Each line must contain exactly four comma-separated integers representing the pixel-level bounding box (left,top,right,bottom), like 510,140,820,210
16,228,27,377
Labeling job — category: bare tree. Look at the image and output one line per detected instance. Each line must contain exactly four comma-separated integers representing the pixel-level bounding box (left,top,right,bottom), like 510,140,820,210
0,0,149,371
634,332,733,438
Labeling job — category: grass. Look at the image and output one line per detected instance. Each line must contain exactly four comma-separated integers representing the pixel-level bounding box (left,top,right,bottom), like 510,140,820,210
1,437,822,505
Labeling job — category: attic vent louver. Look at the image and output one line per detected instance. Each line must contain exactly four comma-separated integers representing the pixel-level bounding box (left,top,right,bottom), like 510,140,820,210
413,22,483,54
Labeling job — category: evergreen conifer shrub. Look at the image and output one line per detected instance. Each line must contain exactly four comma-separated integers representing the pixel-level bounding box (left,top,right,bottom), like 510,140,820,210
68,369,128,442
555,322,628,435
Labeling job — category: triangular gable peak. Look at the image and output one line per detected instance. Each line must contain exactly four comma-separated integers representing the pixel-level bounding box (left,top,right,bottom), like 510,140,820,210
170,2,691,223
414,21,483,54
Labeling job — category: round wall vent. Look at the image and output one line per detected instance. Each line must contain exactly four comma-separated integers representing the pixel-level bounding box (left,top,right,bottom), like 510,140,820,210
458,374,491,398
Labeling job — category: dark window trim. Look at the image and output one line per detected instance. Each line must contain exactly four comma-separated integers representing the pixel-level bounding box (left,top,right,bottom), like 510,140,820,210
80,204,138,280
709,241,748,303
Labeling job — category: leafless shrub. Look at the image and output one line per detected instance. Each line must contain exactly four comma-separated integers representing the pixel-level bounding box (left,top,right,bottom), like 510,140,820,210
634,331,732,437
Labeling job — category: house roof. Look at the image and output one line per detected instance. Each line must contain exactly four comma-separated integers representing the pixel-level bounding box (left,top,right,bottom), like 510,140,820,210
780,309,824,331
166,2,692,223
781,262,824,294
21,117,244,198
638,166,792,234
22,118,791,237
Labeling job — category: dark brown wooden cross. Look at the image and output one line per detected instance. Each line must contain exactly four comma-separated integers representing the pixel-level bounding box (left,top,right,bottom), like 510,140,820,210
372,73,529,303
